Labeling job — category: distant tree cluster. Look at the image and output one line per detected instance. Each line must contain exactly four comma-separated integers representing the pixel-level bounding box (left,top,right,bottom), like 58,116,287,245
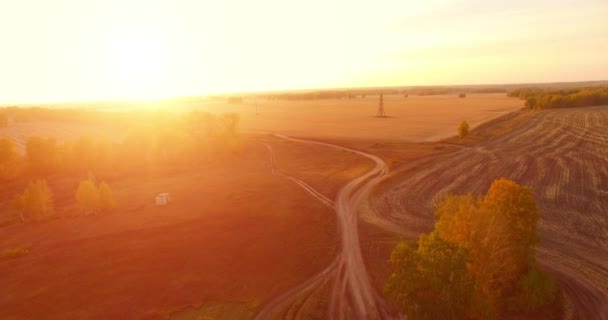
507,86,608,109
76,176,115,215
0,109,241,224
0,137,19,179
0,111,241,179
10,176,116,222
385,179,557,319
409,87,505,96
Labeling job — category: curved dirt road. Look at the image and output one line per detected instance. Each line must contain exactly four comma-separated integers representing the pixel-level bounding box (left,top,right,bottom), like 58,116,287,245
255,135,395,319
372,107,608,320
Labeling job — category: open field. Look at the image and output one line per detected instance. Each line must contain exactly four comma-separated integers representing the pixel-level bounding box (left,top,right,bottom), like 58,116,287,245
0,121,121,153
258,135,375,198
1,94,520,154
191,93,523,141
0,139,373,320
370,106,608,319
2,100,606,319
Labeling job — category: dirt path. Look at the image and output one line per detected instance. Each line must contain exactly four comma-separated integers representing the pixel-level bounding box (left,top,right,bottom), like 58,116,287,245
255,135,397,319
372,106,608,320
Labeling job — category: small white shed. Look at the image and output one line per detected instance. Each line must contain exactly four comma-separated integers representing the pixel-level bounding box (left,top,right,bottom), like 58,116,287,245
155,193,171,206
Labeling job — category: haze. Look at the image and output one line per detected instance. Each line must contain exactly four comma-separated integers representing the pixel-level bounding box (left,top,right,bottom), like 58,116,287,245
1,0,607,103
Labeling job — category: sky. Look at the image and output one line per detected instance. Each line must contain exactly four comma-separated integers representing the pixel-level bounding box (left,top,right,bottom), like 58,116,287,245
0,0,607,103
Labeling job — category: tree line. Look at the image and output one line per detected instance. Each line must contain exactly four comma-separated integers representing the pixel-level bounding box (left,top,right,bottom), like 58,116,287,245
0,110,241,224
508,86,608,109
12,175,116,222
0,111,241,179
385,179,557,319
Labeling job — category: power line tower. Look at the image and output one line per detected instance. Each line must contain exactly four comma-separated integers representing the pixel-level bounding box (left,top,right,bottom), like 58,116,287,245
376,93,387,118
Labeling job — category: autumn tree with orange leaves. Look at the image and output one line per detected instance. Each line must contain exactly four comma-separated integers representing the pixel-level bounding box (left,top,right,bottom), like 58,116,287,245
385,179,556,319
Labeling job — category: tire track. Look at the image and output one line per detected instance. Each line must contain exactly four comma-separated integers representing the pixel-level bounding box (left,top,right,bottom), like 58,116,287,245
372,106,608,319
254,135,398,319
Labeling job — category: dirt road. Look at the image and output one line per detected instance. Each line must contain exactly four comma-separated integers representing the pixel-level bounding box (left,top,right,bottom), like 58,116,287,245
372,106,608,320
255,135,396,319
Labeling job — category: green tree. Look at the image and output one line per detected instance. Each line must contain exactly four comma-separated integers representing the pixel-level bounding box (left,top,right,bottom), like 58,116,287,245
385,233,473,320
458,120,470,138
511,267,557,311
13,179,54,221
98,182,116,210
75,178,100,215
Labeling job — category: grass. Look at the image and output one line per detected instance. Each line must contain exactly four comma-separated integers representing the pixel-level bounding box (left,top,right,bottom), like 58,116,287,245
0,245,30,260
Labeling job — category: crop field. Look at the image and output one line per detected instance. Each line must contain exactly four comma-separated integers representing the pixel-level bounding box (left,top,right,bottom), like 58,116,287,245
193,93,523,141
1,94,520,153
0,139,373,320
371,106,608,319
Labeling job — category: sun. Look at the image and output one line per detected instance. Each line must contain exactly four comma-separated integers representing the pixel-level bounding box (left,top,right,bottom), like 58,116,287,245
100,24,174,100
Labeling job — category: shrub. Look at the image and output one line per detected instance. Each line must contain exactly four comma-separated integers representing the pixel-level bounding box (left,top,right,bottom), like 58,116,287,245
458,120,470,138
13,180,54,221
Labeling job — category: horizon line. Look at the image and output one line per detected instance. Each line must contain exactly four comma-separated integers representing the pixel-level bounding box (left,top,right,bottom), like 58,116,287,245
2,79,607,107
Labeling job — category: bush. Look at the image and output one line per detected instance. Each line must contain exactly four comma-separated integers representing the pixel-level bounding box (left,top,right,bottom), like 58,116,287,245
459,93,466,98
458,120,470,138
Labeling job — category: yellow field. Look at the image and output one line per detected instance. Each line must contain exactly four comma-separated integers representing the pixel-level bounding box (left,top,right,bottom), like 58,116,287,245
1,94,522,150
194,93,523,141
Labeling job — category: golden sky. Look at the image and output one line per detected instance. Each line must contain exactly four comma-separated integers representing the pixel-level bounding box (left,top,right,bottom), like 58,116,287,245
1,0,607,103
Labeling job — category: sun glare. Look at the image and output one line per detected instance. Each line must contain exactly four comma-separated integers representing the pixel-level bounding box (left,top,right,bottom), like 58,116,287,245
100,24,174,100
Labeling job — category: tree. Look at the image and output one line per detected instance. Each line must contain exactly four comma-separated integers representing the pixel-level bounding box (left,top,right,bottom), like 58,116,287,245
459,93,467,98
385,233,473,320
525,97,537,109
75,178,100,215
386,179,554,319
0,137,19,179
13,179,54,221
98,182,116,210
26,136,59,175
458,120,470,138
511,266,557,311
